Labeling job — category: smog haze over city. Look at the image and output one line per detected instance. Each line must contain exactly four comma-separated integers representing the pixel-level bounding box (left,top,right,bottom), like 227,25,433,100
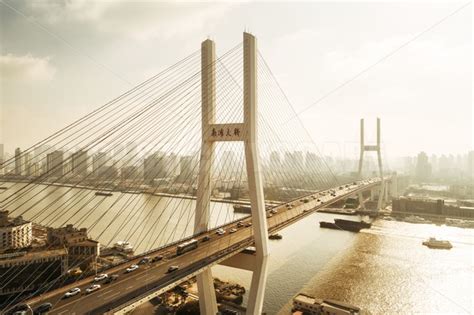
0,1,472,315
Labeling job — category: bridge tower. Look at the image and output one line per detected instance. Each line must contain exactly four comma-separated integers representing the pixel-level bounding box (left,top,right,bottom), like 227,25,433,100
357,118,386,210
194,32,269,315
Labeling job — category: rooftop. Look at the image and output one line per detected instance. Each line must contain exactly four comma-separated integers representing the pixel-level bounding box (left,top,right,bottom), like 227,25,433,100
0,210,30,228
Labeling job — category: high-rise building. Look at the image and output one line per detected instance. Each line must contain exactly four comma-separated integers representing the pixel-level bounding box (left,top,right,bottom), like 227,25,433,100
179,156,195,183
415,152,431,182
124,142,138,167
143,152,167,184
47,151,64,177
71,150,89,176
269,151,281,168
14,147,22,176
92,152,108,177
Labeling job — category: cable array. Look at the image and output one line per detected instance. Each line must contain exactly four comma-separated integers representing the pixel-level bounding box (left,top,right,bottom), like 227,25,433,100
0,42,346,309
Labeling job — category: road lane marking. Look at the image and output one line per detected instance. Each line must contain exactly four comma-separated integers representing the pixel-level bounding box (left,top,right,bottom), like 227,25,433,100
126,285,134,290
103,292,121,300
57,310,69,315
137,274,150,280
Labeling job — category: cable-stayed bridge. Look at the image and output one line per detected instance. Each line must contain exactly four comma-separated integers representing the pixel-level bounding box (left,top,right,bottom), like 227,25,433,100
0,33,394,315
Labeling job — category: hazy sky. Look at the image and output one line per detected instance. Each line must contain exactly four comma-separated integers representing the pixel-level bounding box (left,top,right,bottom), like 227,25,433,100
0,0,472,159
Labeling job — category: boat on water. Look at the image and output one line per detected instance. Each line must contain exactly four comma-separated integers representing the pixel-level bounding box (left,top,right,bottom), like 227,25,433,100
124,190,142,194
320,221,362,232
293,293,361,315
320,219,371,233
334,218,371,229
269,233,283,240
233,204,252,214
422,237,453,249
95,191,113,197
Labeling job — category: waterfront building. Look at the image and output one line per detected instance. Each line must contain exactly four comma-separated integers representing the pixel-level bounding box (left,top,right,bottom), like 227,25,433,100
46,150,64,177
47,224,99,269
179,155,195,183
121,165,140,181
92,151,108,177
144,152,167,184
392,197,474,219
0,210,32,252
415,152,431,182
71,150,89,176
0,248,68,296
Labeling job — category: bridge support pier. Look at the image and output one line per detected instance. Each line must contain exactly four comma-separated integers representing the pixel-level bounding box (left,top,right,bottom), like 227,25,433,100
194,32,268,315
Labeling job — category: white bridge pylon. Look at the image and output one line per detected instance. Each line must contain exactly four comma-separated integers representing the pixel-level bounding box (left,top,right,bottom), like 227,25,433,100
194,32,269,315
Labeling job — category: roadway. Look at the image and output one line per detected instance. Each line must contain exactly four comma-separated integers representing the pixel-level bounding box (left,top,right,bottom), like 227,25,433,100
7,178,382,315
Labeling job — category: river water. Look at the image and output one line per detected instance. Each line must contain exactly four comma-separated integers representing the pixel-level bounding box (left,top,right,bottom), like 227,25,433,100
1,183,473,314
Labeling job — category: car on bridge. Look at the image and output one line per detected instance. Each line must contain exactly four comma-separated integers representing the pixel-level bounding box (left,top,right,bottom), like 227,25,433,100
64,287,81,298
152,255,164,262
94,273,108,282
104,274,119,284
237,221,244,227
167,265,179,273
126,264,139,273
216,228,225,235
5,303,31,315
201,235,211,242
34,302,52,314
229,228,237,233
139,257,151,264
85,284,101,294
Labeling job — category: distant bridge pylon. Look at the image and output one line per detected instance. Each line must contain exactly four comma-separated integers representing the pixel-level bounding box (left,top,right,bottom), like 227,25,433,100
357,118,388,210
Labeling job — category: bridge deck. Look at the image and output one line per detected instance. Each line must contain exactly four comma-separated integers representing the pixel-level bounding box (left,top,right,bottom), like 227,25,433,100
14,179,381,315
